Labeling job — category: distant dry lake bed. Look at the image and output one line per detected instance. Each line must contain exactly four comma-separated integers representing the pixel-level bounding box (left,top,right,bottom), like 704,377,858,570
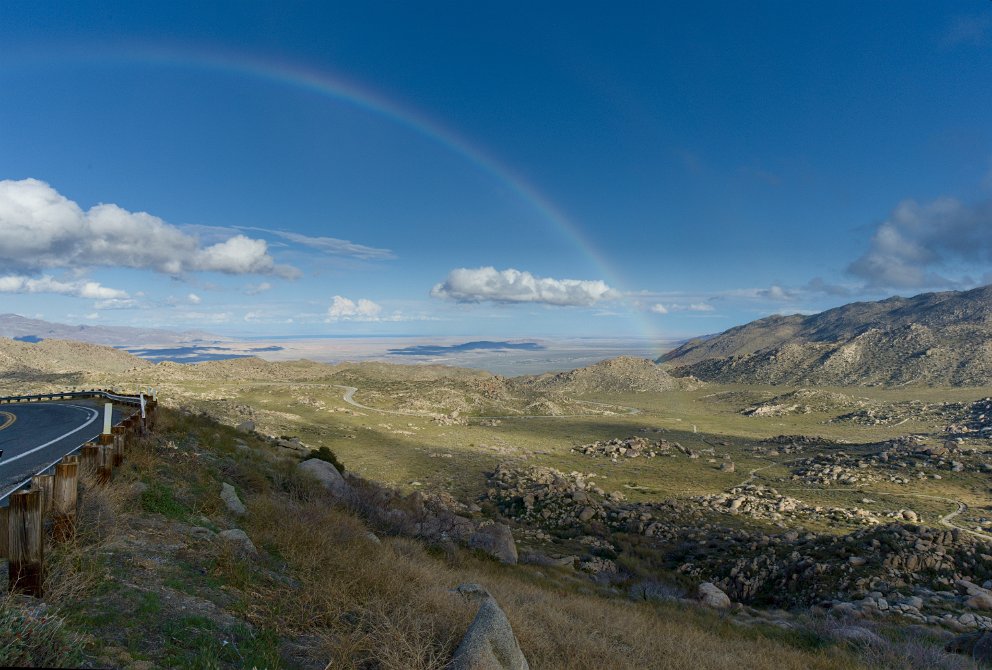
122,336,681,375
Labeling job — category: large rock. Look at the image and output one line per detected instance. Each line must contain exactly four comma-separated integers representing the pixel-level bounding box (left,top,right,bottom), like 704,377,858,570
221,482,246,516
297,458,350,497
235,420,255,433
450,585,529,670
219,529,257,556
468,523,518,564
966,593,992,611
697,582,731,609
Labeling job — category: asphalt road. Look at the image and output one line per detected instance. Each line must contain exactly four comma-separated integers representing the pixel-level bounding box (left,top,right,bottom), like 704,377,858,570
0,400,126,500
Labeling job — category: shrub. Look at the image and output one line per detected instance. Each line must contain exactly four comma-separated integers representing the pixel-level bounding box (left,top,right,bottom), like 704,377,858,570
0,598,83,668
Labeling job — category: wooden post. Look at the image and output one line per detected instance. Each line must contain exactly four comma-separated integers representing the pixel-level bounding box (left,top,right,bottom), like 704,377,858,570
31,474,55,515
0,507,8,559
112,426,125,466
53,460,79,541
81,443,99,474
97,444,114,485
8,490,44,596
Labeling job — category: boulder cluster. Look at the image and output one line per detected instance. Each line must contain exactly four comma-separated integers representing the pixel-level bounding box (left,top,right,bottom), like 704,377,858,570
692,484,888,527
569,435,695,460
946,397,992,436
676,522,992,630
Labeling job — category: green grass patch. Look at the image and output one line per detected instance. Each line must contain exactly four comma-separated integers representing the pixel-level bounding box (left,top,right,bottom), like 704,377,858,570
141,481,190,520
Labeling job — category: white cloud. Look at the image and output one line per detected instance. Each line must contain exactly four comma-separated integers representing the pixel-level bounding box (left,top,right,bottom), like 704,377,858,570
84,312,99,320
244,281,272,295
94,298,139,310
187,293,202,304
326,295,383,321
0,274,129,300
431,267,618,306
847,197,992,288
0,178,298,278
649,301,714,313
253,228,395,260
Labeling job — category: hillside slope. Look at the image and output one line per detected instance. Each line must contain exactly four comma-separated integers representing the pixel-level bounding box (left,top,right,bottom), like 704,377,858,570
0,337,151,379
660,285,992,386
513,356,696,394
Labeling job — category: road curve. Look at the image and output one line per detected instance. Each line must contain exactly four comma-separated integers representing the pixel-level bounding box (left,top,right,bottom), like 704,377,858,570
0,401,124,500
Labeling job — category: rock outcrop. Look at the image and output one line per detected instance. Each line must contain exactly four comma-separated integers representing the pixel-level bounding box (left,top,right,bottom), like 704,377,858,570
220,482,246,516
450,584,529,670
297,458,350,497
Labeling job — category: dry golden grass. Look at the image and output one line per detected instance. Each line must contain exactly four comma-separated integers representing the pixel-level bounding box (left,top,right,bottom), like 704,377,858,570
245,492,861,670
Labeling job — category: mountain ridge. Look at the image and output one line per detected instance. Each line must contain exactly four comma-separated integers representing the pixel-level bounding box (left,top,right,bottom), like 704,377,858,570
0,313,225,346
659,285,992,386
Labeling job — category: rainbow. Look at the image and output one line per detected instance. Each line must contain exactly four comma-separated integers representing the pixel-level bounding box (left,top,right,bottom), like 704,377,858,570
5,44,662,341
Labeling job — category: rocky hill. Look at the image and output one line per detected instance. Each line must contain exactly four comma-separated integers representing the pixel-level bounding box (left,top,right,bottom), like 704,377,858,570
660,285,992,386
513,356,697,394
0,337,151,380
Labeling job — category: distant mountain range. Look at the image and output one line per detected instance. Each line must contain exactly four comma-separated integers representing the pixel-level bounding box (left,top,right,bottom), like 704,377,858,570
659,285,992,386
0,314,226,347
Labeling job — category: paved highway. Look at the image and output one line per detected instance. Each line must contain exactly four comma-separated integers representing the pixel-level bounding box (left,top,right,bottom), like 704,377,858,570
0,400,126,500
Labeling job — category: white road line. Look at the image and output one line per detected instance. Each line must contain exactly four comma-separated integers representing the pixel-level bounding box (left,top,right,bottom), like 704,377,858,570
0,404,99,466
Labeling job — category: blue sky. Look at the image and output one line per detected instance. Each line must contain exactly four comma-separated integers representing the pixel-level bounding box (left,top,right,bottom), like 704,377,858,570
1,1,991,341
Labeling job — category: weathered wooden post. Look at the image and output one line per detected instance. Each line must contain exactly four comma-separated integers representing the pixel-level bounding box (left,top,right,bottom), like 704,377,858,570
97,445,114,485
0,506,8,559
112,425,125,466
31,474,55,515
81,442,99,474
8,489,44,596
53,459,79,541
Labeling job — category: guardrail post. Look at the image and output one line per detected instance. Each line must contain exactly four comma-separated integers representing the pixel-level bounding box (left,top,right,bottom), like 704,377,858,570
31,474,55,515
81,443,99,474
53,458,79,542
8,490,44,597
0,507,8,559
112,426,125,466
97,445,113,485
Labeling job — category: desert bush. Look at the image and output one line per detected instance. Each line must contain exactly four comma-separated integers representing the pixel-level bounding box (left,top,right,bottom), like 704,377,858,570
0,597,84,667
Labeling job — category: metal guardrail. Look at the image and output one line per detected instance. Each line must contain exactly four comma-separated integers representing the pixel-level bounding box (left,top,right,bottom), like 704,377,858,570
0,389,157,504
0,389,145,406
1,390,160,596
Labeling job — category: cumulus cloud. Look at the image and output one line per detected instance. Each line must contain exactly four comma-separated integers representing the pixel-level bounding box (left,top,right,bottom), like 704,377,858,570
431,267,618,306
847,197,992,289
326,295,383,321
0,178,298,278
0,274,128,300
187,293,202,304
